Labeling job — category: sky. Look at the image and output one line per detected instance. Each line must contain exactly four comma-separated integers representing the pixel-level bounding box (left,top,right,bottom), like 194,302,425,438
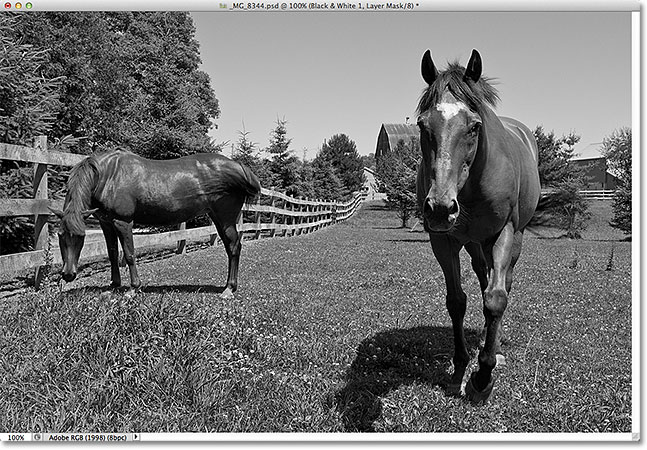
190,10,633,159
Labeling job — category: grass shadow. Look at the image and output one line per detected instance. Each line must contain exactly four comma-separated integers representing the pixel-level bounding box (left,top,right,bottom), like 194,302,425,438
386,238,429,243
60,283,225,297
364,203,390,211
332,325,479,432
141,284,225,295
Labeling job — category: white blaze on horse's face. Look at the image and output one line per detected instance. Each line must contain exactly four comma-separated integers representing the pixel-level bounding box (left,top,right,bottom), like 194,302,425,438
418,94,482,232
436,101,468,121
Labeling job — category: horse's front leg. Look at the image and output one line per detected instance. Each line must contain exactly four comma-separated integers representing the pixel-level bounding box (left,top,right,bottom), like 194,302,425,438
465,222,515,404
99,220,122,288
113,219,141,291
429,234,468,396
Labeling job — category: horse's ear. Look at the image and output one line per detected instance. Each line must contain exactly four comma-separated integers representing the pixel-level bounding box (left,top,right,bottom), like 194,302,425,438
48,206,64,219
81,208,98,219
464,49,482,83
421,49,438,85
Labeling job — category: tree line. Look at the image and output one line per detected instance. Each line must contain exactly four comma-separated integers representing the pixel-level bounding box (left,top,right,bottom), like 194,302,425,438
377,125,632,239
0,12,365,254
232,119,364,202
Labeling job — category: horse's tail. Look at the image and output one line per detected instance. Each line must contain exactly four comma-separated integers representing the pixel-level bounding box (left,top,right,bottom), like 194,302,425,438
235,161,262,204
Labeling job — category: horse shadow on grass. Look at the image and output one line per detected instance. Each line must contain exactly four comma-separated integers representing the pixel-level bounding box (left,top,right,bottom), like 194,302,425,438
330,325,480,432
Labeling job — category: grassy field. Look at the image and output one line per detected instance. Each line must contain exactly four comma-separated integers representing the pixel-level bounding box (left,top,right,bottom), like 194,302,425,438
0,200,633,434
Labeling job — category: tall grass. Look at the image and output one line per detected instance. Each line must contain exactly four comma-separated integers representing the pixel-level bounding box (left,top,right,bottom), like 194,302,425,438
0,201,633,434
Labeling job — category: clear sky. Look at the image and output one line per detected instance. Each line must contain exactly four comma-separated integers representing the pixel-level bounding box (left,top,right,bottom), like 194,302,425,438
191,10,632,159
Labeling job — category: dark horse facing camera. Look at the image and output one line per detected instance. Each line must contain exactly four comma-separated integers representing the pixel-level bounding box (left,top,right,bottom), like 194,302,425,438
415,49,540,404
50,149,261,299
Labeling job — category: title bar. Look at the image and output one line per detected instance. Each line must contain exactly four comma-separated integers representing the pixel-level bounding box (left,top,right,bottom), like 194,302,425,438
1,0,640,11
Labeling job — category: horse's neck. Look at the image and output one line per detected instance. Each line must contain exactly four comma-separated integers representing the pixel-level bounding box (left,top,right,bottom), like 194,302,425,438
470,107,507,183
64,158,98,213
64,189,92,212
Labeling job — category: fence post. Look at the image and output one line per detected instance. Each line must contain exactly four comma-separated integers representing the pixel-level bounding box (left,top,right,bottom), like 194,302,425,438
237,210,244,241
295,200,300,236
285,199,292,237
269,196,277,238
176,222,187,254
32,135,49,289
254,197,262,239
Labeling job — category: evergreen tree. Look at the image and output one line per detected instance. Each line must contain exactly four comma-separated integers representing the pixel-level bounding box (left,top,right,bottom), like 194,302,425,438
266,118,300,195
377,137,419,228
533,125,590,238
601,127,632,236
533,126,581,188
311,156,344,201
318,133,365,198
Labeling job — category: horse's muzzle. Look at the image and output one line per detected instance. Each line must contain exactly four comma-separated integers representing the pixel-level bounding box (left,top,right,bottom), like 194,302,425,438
423,198,459,232
62,271,77,282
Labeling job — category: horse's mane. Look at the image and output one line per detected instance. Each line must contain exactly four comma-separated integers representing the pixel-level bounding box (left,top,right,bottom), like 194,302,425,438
61,155,100,235
417,61,499,115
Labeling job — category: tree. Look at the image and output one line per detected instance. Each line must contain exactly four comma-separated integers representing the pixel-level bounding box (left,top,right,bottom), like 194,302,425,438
265,118,300,195
318,134,365,198
310,157,345,201
14,12,220,158
533,126,590,238
377,137,419,228
542,177,591,239
601,127,632,236
533,126,581,188
360,153,376,171
0,14,63,146
0,14,64,254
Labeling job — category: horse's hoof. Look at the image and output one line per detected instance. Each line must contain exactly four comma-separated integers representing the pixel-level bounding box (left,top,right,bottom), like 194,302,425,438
220,289,234,299
464,373,495,405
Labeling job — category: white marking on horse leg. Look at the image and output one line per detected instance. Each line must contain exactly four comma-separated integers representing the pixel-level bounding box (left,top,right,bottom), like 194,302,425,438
436,101,467,120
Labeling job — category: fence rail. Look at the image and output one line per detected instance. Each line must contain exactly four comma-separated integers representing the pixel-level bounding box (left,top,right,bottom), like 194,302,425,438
541,189,616,200
579,189,616,200
0,138,366,287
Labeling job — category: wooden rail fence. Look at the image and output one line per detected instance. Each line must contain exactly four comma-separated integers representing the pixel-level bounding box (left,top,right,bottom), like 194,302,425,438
0,137,366,288
541,189,616,200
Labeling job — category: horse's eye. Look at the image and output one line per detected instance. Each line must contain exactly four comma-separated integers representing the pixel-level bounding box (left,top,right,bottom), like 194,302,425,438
468,123,481,135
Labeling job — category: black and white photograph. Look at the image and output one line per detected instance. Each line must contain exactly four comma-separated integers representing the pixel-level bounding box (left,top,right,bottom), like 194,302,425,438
0,0,637,441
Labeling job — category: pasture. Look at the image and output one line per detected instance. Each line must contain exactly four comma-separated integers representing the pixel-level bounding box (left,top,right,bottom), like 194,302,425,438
0,200,633,434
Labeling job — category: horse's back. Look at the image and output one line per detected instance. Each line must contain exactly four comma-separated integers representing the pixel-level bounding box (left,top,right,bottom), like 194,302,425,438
90,150,258,225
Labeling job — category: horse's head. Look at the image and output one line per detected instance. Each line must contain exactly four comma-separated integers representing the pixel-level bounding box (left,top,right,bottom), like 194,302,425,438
49,207,97,282
416,49,496,233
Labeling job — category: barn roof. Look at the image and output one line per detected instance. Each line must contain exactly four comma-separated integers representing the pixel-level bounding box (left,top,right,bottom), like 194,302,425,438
381,123,418,152
572,142,603,161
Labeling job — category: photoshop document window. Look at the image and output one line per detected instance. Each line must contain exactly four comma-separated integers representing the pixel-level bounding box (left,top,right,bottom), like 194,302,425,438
0,0,639,443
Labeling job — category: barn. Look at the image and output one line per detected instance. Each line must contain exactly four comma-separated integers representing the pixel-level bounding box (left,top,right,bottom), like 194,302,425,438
570,143,618,190
375,123,418,161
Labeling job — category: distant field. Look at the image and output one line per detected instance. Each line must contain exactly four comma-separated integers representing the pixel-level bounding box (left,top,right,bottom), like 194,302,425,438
0,200,633,435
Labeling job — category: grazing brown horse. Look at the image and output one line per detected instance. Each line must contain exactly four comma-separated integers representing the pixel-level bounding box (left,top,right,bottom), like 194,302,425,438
416,49,540,404
50,149,261,298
